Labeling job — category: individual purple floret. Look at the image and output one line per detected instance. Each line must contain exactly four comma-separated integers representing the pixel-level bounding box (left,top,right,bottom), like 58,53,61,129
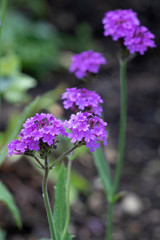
65,112,108,152
124,26,156,55
102,9,140,41
69,50,107,79
8,113,67,157
62,87,103,116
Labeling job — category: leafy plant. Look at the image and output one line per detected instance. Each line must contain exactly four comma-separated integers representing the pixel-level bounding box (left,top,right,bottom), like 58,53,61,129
2,11,62,79
53,164,72,240
59,22,100,53
0,97,39,165
0,53,37,103
0,181,21,228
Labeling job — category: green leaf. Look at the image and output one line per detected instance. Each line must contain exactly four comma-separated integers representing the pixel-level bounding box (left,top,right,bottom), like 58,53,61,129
0,97,39,165
1,54,21,77
8,74,37,91
35,83,67,112
53,164,72,240
0,112,19,147
39,239,51,240
53,164,66,239
71,169,90,194
0,181,22,228
112,191,127,203
0,228,6,240
2,74,37,103
92,146,113,201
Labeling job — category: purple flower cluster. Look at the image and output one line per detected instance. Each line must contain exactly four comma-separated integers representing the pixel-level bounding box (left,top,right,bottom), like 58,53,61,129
69,50,106,79
102,9,140,41
124,26,156,55
65,112,108,152
62,87,103,116
102,9,156,55
8,113,66,156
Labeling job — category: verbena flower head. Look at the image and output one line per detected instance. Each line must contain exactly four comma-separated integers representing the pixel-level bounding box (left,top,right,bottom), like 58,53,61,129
69,50,107,79
124,25,156,55
8,113,66,157
102,9,140,41
62,87,103,116
65,112,108,152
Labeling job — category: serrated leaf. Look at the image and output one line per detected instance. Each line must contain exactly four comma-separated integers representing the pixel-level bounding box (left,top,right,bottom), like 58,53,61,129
0,96,39,165
53,164,67,239
53,164,72,240
0,181,22,228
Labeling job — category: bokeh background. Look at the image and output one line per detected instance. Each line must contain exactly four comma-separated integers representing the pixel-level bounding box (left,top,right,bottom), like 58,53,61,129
0,0,160,240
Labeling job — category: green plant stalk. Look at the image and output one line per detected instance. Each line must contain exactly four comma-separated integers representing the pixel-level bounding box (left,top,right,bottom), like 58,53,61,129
42,158,58,240
113,59,127,195
61,158,72,240
0,0,7,47
0,0,7,128
106,59,127,240
49,144,79,169
106,202,114,240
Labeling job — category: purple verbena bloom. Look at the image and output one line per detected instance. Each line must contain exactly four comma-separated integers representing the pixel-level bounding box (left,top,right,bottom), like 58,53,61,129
69,50,107,79
8,113,67,156
102,9,140,41
62,87,103,116
124,25,156,55
65,112,108,152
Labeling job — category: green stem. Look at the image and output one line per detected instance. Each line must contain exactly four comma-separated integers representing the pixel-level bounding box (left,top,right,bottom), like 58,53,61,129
0,0,7,55
0,0,7,128
106,59,127,240
61,158,72,240
106,202,114,240
49,144,79,170
113,59,127,195
34,155,45,169
42,158,58,240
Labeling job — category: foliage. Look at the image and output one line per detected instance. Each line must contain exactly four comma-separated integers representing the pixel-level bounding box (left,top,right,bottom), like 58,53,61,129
59,22,100,53
0,228,6,240
0,97,39,165
92,146,112,201
0,53,37,103
9,0,48,18
2,11,99,79
0,83,66,164
53,164,68,239
2,11,62,79
0,181,22,228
